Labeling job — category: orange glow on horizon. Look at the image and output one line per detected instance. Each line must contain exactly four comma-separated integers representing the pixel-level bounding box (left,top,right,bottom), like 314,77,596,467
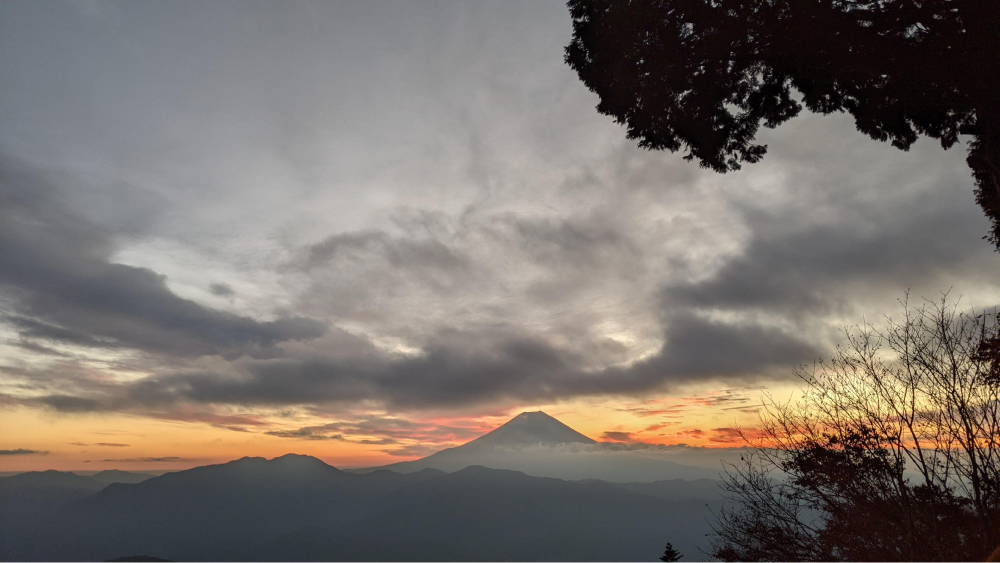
1,383,795,473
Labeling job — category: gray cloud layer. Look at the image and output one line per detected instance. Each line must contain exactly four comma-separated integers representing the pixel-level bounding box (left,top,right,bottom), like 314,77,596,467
0,1,997,423
0,157,326,360
17,309,815,413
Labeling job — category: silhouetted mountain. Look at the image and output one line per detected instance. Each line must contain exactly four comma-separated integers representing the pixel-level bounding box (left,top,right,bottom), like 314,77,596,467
0,470,104,492
7,455,446,561
88,470,155,486
258,465,718,561
6,455,719,561
359,411,713,481
0,470,110,556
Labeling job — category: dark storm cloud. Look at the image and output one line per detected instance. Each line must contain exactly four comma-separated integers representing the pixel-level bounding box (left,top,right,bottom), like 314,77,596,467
303,231,471,275
0,157,326,359
111,335,579,410
508,214,640,271
669,177,990,317
299,229,474,296
296,207,646,317
209,282,235,297
10,317,121,350
35,395,105,413
38,315,814,413
643,313,818,378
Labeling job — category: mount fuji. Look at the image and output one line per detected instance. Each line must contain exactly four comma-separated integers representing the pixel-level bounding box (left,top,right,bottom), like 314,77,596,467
354,411,715,481
461,411,596,447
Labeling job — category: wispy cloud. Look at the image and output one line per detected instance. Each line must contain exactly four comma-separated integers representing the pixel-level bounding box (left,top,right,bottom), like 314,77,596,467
265,428,347,441
70,442,130,447
600,431,635,442
102,457,189,463
263,415,486,446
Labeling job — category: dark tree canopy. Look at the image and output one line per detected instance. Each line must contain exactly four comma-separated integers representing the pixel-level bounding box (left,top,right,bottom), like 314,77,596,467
565,0,1000,248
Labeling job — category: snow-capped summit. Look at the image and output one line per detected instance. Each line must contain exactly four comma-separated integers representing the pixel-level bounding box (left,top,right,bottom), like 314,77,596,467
464,411,597,448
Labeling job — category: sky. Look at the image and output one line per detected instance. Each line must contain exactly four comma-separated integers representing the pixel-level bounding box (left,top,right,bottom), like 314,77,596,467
1,0,998,472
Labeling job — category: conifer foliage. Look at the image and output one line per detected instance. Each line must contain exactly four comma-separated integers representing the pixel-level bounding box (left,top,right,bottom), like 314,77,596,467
565,0,1000,248
660,542,684,562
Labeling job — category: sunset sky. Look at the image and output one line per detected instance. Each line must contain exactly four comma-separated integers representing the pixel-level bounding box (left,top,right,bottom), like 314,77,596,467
2,0,999,473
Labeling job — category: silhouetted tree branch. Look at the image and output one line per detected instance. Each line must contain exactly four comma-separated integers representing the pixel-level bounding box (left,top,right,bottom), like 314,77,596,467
565,0,1000,248
709,295,1000,561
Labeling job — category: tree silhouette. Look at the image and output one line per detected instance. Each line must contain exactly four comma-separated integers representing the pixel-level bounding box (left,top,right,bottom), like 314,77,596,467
709,296,1000,561
565,0,1000,249
660,542,683,561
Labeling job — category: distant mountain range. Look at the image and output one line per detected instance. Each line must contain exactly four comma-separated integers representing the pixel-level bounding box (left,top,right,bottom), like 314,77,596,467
0,468,157,559
0,469,154,491
1,412,727,561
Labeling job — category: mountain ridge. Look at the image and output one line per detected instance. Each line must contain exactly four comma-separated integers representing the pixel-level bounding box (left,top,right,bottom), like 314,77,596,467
256,463,718,561
4,454,720,561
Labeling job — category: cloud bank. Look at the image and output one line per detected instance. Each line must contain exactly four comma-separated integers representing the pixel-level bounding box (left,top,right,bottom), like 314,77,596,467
0,1,997,441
